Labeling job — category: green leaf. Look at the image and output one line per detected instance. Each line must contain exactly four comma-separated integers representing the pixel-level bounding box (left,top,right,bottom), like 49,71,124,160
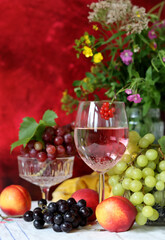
145,66,152,80
142,101,151,116
101,31,126,45
158,136,165,154
10,138,31,152
42,110,58,126
19,117,38,140
74,87,82,98
73,80,82,87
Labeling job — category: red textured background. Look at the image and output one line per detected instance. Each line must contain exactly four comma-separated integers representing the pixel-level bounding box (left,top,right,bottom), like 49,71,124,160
0,0,164,199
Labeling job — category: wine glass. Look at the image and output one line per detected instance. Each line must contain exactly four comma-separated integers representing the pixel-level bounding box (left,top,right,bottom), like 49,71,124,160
17,155,74,200
74,101,128,203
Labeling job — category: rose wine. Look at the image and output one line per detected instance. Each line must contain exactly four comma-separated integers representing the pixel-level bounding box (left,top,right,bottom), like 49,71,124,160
74,127,128,172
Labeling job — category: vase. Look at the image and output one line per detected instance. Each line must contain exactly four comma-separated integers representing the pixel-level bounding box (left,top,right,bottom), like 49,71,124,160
126,107,164,141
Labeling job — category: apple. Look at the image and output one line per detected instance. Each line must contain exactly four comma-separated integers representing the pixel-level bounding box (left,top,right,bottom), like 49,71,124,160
72,188,99,221
0,185,31,216
96,196,137,232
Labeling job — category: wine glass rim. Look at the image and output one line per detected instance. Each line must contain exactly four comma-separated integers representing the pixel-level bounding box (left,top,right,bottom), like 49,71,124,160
78,100,125,104
17,155,75,161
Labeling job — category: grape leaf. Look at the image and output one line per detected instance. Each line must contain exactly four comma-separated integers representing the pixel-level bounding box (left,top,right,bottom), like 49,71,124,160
10,138,31,152
42,110,58,126
10,109,58,152
158,136,165,154
19,117,38,140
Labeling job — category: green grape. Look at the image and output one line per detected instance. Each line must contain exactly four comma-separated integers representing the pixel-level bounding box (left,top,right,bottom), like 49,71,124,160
113,165,125,175
145,176,156,188
143,186,153,194
122,178,132,190
121,154,131,163
127,143,140,154
112,183,125,196
108,175,120,186
146,161,156,170
129,131,141,144
153,191,163,204
125,166,134,178
145,149,158,161
130,180,142,192
136,155,148,167
159,161,165,171
136,212,147,225
130,192,144,205
155,173,161,181
115,161,127,172
160,171,165,182
156,180,164,191
142,206,154,218
139,138,150,148
136,204,144,212
143,193,155,206
132,168,142,180
107,167,116,176
143,133,155,144
148,209,159,221
142,167,154,178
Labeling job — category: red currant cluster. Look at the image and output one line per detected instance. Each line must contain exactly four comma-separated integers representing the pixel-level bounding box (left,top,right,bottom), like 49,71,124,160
100,102,115,120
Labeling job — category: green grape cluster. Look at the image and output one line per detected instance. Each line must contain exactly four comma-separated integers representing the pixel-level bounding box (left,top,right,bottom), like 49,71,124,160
107,131,165,226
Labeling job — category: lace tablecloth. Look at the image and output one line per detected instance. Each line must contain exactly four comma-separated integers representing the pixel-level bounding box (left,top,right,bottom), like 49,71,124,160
0,201,165,240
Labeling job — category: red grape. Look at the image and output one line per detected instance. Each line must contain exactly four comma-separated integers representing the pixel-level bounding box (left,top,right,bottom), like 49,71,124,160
37,152,47,162
56,145,66,156
46,145,56,155
54,136,64,145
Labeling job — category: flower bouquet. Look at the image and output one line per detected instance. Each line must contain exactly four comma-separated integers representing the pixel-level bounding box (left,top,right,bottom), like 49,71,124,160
61,0,165,117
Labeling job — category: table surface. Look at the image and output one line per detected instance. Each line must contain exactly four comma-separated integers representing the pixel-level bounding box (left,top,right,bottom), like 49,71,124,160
0,201,165,240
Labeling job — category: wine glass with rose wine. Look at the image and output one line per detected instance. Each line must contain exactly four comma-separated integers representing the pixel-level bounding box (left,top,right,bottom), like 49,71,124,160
74,101,129,203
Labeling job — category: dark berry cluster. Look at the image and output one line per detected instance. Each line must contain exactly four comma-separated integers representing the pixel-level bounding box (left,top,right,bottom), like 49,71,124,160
23,198,93,233
100,102,115,120
20,123,76,162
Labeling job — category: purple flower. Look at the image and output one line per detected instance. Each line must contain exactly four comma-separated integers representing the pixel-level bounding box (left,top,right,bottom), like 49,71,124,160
120,50,133,65
163,57,165,62
148,29,157,40
127,94,142,103
125,89,132,95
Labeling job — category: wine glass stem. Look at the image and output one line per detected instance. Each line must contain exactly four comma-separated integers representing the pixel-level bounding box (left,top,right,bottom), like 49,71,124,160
40,187,49,200
99,173,105,203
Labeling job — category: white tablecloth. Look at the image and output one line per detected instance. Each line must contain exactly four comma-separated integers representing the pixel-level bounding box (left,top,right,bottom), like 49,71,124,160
0,202,165,240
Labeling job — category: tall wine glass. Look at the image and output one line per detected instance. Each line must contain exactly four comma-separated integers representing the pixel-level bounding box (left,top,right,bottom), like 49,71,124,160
74,101,128,203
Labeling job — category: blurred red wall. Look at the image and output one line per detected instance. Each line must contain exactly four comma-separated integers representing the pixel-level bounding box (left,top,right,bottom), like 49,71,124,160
0,0,164,199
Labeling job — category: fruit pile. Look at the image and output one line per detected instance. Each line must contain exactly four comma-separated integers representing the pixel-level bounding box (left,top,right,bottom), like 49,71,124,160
108,131,165,225
11,110,76,162
20,124,76,162
23,198,93,233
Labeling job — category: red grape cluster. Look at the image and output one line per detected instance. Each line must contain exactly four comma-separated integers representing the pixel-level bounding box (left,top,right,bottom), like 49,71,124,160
100,102,115,120
23,198,93,233
20,123,76,162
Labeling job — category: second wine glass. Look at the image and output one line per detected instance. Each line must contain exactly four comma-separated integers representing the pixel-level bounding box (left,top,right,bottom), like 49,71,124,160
74,101,129,203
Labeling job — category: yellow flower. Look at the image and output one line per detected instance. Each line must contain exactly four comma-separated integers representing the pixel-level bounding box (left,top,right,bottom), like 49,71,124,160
149,42,157,51
62,90,67,96
83,46,93,58
83,77,88,83
84,34,91,45
93,25,98,31
93,52,103,63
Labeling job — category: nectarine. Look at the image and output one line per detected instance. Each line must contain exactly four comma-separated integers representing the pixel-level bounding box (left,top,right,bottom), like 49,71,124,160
72,188,99,221
0,185,31,216
96,196,137,232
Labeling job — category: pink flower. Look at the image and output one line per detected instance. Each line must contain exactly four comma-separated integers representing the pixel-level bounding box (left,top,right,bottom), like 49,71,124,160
125,89,132,94
163,57,165,62
127,94,142,103
120,50,133,65
148,29,157,40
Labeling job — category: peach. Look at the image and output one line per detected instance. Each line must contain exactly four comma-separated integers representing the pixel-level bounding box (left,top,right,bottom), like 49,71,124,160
0,185,31,216
96,196,137,232
72,188,99,221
